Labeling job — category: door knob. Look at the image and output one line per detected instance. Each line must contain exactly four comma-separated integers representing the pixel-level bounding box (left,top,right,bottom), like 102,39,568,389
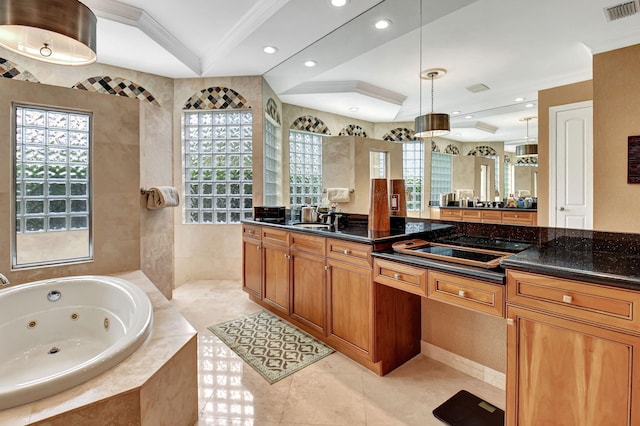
559,207,565,211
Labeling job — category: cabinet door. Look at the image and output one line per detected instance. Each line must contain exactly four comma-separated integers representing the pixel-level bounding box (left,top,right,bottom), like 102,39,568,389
262,243,290,314
242,237,262,298
507,305,639,426
326,258,373,359
291,249,326,334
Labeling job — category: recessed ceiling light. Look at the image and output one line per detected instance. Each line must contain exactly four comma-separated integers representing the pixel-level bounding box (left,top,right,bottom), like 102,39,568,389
451,111,461,115
515,97,525,102
374,19,392,30
349,106,359,112
331,0,349,6
525,103,535,108
304,60,317,67
465,115,474,119
263,46,278,54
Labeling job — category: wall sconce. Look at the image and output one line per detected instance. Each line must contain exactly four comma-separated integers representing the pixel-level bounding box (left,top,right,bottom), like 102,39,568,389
0,0,97,66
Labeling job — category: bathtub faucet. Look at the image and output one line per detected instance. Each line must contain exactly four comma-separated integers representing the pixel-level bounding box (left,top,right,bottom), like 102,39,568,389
0,273,9,286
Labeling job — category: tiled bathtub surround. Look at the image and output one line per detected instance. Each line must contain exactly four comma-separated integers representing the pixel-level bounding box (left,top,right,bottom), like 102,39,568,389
0,271,198,426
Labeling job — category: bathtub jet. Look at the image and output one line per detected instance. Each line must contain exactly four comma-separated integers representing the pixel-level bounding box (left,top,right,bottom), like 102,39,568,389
0,275,153,410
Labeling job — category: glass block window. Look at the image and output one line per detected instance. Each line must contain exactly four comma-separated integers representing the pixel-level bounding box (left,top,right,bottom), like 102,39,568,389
430,152,452,204
289,130,322,206
264,118,281,206
15,106,91,233
403,141,424,211
183,110,253,224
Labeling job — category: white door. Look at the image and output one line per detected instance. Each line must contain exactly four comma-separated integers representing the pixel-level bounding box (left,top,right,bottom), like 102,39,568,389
549,101,593,229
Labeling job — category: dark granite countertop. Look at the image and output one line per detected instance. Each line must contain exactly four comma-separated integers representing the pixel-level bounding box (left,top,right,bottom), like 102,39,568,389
245,215,640,291
501,233,640,291
242,216,455,245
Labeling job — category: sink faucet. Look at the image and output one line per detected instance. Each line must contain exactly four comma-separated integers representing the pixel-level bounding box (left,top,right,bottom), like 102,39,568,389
0,273,9,286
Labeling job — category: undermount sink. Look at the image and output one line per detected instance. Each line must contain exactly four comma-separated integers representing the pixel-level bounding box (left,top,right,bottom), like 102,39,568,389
291,223,332,229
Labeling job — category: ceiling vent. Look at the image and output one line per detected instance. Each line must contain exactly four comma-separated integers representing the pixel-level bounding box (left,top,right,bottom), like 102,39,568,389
604,1,639,21
465,83,490,93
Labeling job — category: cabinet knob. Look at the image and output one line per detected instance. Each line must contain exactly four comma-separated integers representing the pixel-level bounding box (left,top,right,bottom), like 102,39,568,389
458,290,466,298
393,273,401,280
514,214,519,218
256,245,261,250
343,249,350,255
284,253,291,260
562,295,573,304
248,230,254,234
506,318,514,326
324,265,330,271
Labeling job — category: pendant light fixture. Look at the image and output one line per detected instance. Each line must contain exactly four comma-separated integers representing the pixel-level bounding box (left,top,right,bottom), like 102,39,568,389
515,117,538,157
0,0,97,66
414,0,449,138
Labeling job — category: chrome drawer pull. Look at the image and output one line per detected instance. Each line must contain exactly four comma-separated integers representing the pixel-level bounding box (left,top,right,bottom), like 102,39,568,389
343,249,350,255
458,290,466,297
393,273,401,280
562,295,573,304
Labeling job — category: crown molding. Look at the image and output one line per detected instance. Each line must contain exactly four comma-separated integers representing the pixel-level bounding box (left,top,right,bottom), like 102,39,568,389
82,0,201,75
283,80,407,106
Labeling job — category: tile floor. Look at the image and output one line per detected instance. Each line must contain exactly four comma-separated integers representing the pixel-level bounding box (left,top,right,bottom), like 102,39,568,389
171,280,505,426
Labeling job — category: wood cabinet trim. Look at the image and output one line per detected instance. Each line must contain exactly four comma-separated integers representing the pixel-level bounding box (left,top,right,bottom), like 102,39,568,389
428,270,505,317
373,258,427,297
507,270,640,334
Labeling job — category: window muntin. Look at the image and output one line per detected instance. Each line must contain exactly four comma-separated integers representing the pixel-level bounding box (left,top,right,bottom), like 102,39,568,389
15,106,91,233
264,118,281,206
183,110,253,224
403,141,424,211
289,130,322,206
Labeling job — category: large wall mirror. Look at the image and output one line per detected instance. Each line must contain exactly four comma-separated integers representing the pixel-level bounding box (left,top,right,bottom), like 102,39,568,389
12,104,93,268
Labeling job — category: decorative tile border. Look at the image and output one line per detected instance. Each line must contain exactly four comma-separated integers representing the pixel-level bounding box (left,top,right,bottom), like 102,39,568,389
290,115,331,135
467,145,498,156
432,140,441,152
445,144,460,155
266,98,280,124
184,86,248,110
0,57,39,82
382,127,416,141
73,76,160,107
338,124,368,137
517,156,538,165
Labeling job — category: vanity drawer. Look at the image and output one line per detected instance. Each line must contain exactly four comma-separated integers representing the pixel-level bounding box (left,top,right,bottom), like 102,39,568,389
462,210,482,222
242,224,262,239
326,238,371,267
429,271,505,317
481,210,502,223
502,210,535,225
373,259,427,296
290,231,325,256
261,227,289,246
507,270,640,333
440,209,462,220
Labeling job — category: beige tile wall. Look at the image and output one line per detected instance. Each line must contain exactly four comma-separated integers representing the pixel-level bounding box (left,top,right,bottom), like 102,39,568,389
0,78,141,285
172,77,264,285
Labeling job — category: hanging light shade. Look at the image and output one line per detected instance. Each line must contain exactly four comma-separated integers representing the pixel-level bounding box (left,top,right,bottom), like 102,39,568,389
0,0,97,66
515,116,538,157
414,69,450,138
515,144,538,157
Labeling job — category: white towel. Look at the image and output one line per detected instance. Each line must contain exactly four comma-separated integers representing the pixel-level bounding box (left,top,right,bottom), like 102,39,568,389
146,186,180,209
326,188,350,203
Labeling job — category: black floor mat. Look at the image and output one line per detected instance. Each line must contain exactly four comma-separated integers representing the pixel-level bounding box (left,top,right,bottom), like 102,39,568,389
433,390,504,426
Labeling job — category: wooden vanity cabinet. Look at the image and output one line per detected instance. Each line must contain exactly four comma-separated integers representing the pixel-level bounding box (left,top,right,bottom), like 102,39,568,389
242,224,262,298
326,239,375,361
261,228,290,314
506,270,640,426
289,232,327,335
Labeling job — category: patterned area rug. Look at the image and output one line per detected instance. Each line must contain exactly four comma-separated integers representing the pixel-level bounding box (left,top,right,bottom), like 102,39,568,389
208,311,335,384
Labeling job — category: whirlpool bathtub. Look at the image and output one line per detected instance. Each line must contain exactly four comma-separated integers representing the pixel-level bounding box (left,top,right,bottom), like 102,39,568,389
0,275,153,410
